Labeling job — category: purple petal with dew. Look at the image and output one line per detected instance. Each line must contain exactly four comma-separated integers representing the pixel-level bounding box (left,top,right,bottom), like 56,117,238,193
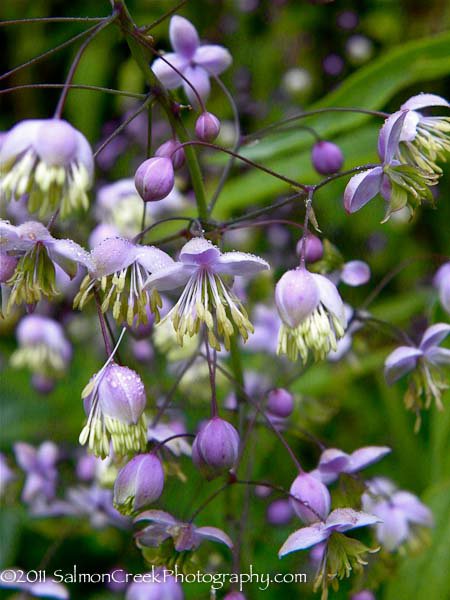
340,260,371,286
392,491,434,526
196,526,234,548
169,16,199,59
135,245,174,273
0,221,21,252
318,448,349,473
325,508,380,533
0,119,42,165
48,238,91,278
419,323,450,352
99,365,146,424
401,93,450,111
347,446,391,473
179,237,221,265
144,262,193,292
90,237,138,278
384,346,423,385
194,45,232,75
183,65,211,107
216,251,270,276
377,111,408,163
278,523,328,557
312,273,347,326
151,54,187,89
344,167,383,213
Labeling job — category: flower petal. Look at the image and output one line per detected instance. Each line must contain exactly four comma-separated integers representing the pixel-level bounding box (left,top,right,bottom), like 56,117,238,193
377,111,408,163
29,581,69,599
392,491,434,526
347,446,391,473
144,262,194,291
216,251,270,276
419,323,450,352
0,119,42,165
424,346,450,366
312,273,347,326
151,54,187,89
133,509,177,526
401,93,450,111
373,503,409,551
194,45,232,75
325,508,380,532
278,523,328,557
340,261,371,286
135,245,174,273
90,237,138,278
179,238,221,265
195,526,233,548
344,167,383,213
169,16,199,58
14,442,37,471
318,448,350,474
183,66,211,107
384,346,423,385
48,238,91,278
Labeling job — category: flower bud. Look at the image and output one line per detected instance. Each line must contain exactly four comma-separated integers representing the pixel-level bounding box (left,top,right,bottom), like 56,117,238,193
192,417,239,480
0,254,18,282
114,453,164,515
267,388,294,418
296,234,323,263
311,140,344,175
155,138,185,170
267,499,295,525
289,472,331,523
31,374,55,395
195,112,221,142
135,157,175,202
275,268,319,328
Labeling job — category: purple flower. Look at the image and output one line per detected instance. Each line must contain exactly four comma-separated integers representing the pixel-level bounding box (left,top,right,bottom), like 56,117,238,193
362,478,433,551
11,314,72,377
14,441,58,503
74,236,173,325
311,140,344,175
114,453,165,515
134,509,233,552
79,363,148,458
384,323,450,410
125,569,184,600
279,508,379,557
0,570,68,599
0,118,93,218
339,260,371,286
1,220,89,312
267,499,295,526
310,445,391,484
152,16,232,106
135,157,175,203
192,417,240,480
289,472,331,524
266,388,294,418
144,237,269,351
195,111,221,142
275,267,347,362
155,138,186,170
433,262,450,315
296,233,323,264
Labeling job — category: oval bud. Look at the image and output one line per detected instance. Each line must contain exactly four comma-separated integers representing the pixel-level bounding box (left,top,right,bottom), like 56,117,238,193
275,268,319,328
114,453,164,515
195,112,221,142
31,373,55,395
267,388,294,418
0,254,18,282
289,472,331,523
267,499,295,525
192,417,240,480
135,157,175,202
296,234,323,263
311,140,344,175
155,139,185,170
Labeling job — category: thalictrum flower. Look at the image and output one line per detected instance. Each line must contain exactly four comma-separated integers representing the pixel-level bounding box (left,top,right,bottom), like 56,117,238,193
0,118,93,218
0,220,89,313
14,441,58,503
310,446,391,484
151,16,232,106
433,262,450,315
144,238,269,351
114,454,165,516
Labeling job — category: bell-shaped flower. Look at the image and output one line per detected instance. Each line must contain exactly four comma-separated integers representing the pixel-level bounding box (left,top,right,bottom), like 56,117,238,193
0,118,94,218
0,220,89,313
310,445,391,485
14,441,58,504
384,323,450,413
279,508,380,557
74,236,173,326
11,314,72,377
144,238,269,351
134,509,233,552
275,266,347,362
433,262,450,315
151,16,232,106
362,477,433,551
79,363,148,459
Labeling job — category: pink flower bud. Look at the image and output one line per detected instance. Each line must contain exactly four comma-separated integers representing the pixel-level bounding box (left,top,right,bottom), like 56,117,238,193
267,388,294,418
289,472,331,524
275,268,319,328
114,453,165,515
155,139,185,170
311,140,344,175
195,112,221,142
134,157,175,202
192,417,240,480
296,234,323,263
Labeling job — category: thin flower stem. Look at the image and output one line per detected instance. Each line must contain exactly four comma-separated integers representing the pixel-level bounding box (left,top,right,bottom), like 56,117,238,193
312,164,379,191
0,83,146,99
54,16,116,118
222,189,307,226
0,22,105,82
139,0,188,32
133,216,196,243
299,187,315,267
152,432,196,452
94,291,113,356
204,335,218,418
0,17,107,26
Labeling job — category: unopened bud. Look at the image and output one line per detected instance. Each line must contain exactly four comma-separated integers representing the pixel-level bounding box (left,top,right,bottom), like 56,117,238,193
114,453,165,515
195,112,221,142
155,139,185,170
296,234,323,263
311,140,344,175
267,388,294,418
289,472,331,523
192,417,239,480
135,157,175,202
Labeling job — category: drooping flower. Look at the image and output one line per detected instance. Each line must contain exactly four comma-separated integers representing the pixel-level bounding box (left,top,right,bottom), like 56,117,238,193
114,453,165,516
310,445,391,485
134,509,233,552
11,314,72,378
0,220,89,313
275,266,347,362
0,118,94,218
433,262,450,315
79,363,148,458
192,417,240,480
145,238,269,351
384,323,450,418
14,441,58,503
151,16,232,106
362,477,433,551
74,237,173,326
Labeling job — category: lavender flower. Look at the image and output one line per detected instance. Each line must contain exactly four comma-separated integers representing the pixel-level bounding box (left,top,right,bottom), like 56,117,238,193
266,388,294,418
0,118,93,218
14,441,58,503
134,509,233,552
195,111,221,142
275,266,347,362
114,453,165,515
126,569,184,600
155,138,186,170
145,238,269,351
11,314,72,377
151,16,232,106
267,499,295,526
74,236,173,325
79,363,148,458
192,417,240,480
311,140,344,175
1,220,89,312
433,262,450,315
135,157,175,203
384,323,450,411
289,472,331,524
351,591,376,600
310,445,391,484
362,478,433,551
0,571,68,599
